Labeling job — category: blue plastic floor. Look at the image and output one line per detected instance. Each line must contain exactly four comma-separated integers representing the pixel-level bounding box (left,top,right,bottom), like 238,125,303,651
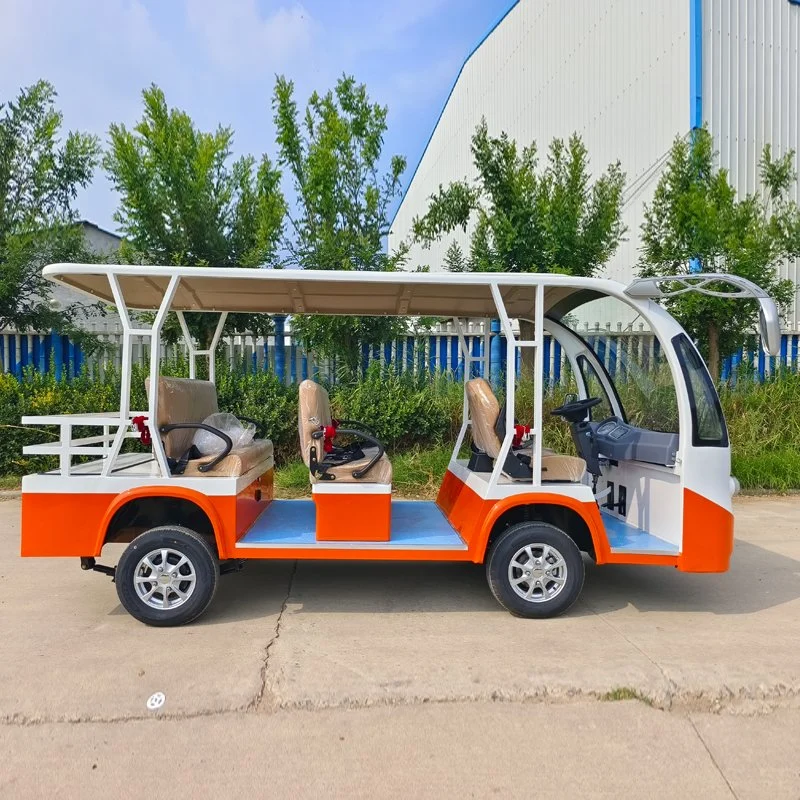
601,510,679,555
237,500,466,549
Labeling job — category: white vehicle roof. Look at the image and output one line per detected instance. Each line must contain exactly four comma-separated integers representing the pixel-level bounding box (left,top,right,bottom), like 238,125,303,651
42,263,631,319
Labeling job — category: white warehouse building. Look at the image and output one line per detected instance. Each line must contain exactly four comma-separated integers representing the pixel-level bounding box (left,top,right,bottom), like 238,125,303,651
389,0,800,329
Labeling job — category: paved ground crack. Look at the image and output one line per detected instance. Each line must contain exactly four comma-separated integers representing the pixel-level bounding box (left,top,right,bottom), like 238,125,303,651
579,597,678,706
250,559,298,712
688,715,739,798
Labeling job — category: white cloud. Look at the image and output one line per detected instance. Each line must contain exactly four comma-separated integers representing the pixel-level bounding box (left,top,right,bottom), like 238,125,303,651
185,0,315,75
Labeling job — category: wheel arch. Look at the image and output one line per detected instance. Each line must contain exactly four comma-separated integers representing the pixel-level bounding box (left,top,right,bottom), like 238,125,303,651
96,487,225,556
477,495,606,563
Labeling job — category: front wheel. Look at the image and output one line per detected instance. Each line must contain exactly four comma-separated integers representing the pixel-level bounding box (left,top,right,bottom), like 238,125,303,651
116,526,219,626
486,522,584,618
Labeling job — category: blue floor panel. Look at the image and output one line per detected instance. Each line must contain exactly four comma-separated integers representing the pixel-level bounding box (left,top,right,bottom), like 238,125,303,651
601,510,679,555
237,499,466,549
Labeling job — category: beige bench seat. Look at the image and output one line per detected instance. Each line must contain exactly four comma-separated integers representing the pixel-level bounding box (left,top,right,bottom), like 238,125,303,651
298,379,392,484
146,376,273,478
466,378,586,483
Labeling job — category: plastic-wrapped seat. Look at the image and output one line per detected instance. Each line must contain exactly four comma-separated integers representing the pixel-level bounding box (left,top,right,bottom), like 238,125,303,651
465,378,586,482
146,377,273,478
297,379,392,484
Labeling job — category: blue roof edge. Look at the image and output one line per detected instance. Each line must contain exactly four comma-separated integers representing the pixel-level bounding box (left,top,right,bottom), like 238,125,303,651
389,0,521,232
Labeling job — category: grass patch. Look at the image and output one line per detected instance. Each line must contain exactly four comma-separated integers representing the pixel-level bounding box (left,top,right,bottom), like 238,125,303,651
0,475,20,490
391,446,451,499
599,687,654,706
732,450,800,493
274,459,312,498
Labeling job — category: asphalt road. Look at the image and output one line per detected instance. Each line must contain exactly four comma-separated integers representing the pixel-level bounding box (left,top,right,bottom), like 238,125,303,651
1,495,798,798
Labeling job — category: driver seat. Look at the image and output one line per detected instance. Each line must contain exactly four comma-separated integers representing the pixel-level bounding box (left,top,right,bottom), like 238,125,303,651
466,378,587,482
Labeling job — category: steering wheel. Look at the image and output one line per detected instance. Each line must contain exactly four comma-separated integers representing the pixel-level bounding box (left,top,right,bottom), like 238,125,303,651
550,397,602,424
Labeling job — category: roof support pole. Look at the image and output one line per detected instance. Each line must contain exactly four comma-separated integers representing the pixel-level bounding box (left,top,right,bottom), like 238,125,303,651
145,275,182,477
176,311,227,382
451,317,476,461
488,284,543,492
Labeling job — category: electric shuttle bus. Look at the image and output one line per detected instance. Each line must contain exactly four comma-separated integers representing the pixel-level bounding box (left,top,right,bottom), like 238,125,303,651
18,265,781,625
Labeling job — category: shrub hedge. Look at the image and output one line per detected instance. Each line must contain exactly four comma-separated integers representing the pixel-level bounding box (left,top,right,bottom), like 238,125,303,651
2,362,800,490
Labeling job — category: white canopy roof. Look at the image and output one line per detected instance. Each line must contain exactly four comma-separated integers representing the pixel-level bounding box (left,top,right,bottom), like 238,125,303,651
43,264,627,319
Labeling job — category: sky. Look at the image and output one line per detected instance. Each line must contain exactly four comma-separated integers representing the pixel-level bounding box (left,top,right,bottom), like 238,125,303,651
0,0,516,233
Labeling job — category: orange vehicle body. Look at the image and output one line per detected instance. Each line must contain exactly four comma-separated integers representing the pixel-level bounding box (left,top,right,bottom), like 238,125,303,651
21,467,733,572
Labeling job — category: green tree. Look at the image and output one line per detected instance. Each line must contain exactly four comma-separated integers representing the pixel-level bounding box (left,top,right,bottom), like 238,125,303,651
638,128,799,381
412,119,626,374
104,85,286,346
443,241,468,272
272,74,408,373
0,81,100,332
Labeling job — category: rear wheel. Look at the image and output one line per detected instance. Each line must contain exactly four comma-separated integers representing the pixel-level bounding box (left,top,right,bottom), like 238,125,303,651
116,526,219,626
486,522,584,618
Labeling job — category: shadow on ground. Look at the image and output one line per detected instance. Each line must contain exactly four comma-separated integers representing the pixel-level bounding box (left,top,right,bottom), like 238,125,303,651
152,538,800,624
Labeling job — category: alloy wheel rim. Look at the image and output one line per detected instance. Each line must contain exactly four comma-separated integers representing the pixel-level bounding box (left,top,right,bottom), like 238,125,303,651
507,543,568,603
134,548,197,611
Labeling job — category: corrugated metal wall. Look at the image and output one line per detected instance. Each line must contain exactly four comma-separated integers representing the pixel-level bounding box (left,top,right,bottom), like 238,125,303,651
389,0,691,301
703,0,800,329
391,0,800,330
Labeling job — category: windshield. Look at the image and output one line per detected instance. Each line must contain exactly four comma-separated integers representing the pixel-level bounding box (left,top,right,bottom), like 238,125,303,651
673,334,728,446
558,297,680,434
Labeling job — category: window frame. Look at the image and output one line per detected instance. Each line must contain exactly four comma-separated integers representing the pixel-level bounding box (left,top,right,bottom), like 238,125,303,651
672,333,729,448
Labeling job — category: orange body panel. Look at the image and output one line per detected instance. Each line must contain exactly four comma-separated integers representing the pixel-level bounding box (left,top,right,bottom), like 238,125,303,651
314,492,391,541
21,492,118,557
231,544,474,561
677,488,734,572
21,471,272,559
436,470,607,563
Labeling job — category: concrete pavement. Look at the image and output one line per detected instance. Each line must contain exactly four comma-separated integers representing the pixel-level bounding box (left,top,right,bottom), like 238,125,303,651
1,495,799,797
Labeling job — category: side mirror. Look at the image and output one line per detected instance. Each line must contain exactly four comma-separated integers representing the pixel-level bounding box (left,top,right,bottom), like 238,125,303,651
758,298,781,357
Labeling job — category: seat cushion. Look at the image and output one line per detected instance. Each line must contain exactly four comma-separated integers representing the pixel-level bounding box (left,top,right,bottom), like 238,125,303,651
310,447,393,484
540,455,587,483
182,439,274,478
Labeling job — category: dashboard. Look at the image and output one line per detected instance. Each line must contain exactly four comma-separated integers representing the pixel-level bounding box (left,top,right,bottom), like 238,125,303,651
590,417,679,467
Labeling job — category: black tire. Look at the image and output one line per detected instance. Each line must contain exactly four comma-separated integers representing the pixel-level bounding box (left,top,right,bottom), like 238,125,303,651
486,522,584,618
116,526,219,627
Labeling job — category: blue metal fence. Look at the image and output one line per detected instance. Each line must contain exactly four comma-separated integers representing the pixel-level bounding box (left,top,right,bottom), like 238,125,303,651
1,325,796,386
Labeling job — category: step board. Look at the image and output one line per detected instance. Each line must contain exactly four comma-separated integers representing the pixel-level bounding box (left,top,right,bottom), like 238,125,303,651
601,510,679,555
237,500,467,550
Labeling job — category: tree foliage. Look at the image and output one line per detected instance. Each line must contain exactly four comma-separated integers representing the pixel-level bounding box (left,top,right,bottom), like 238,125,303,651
0,81,100,333
638,128,799,380
104,85,286,345
412,119,625,377
443,241,468,272
273,74,408,372
412,119,626,276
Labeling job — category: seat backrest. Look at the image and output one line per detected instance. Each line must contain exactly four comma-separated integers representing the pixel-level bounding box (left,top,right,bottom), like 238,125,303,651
466,378,503,458
298,379,332,466
145,376,219,459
